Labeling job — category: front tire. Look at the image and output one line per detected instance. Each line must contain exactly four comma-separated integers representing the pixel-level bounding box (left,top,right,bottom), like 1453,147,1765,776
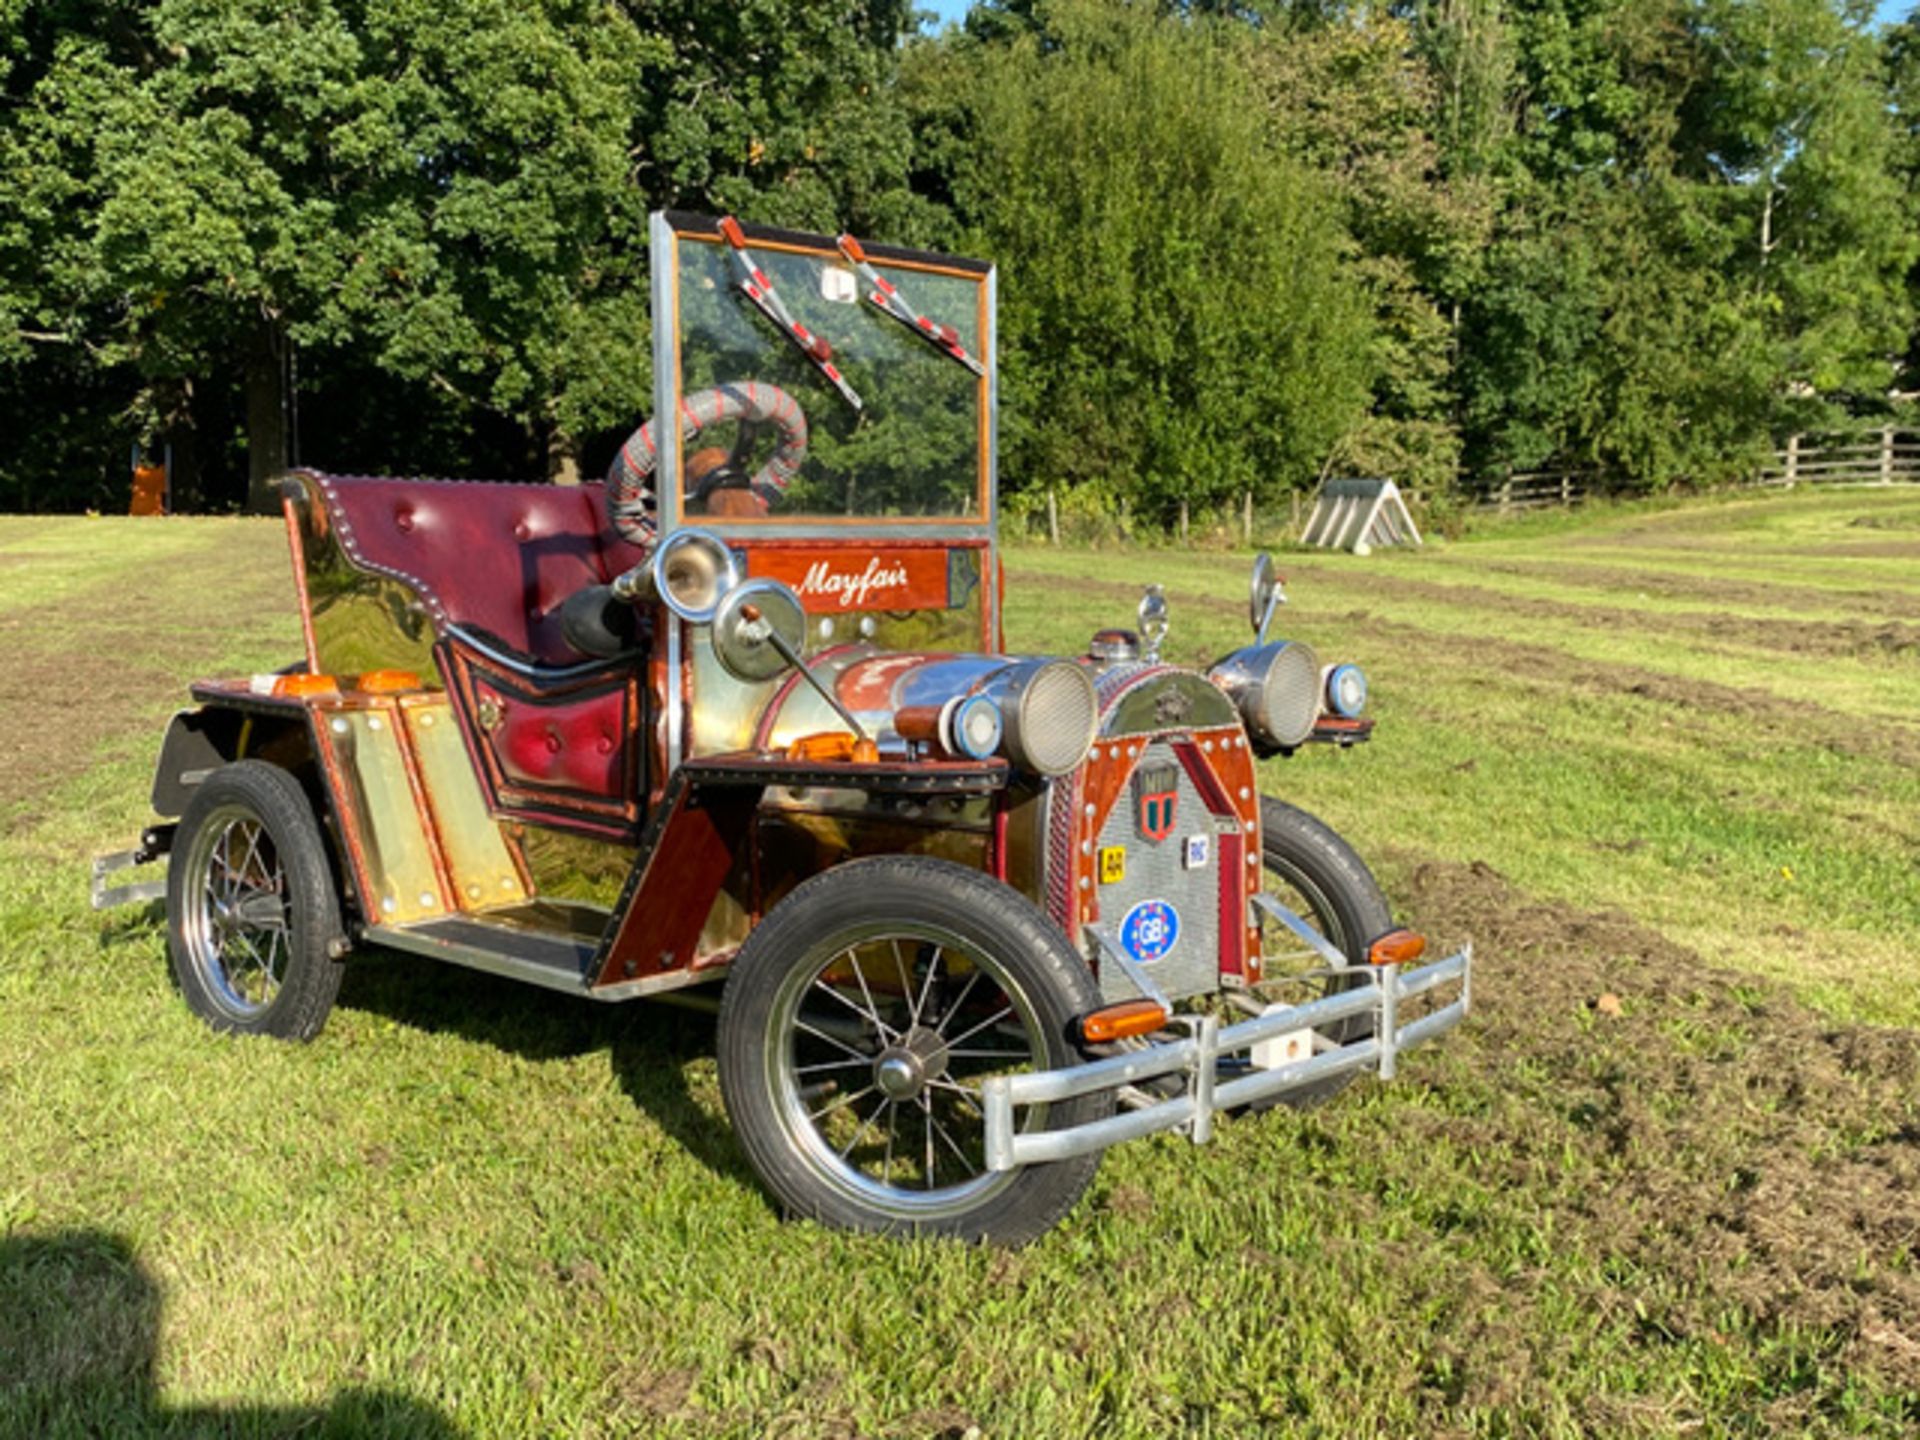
1256,796,1393,1107
717,856,1110,1245
167,761,345,1041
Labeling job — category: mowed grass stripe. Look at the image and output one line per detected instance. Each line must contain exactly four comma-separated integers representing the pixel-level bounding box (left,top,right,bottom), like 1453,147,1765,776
1260,567,1920,663
1543,543,1920,596
1325,544,1919,625
0,517,284,616
1462,550,1920,611
1013,547,1920,728
1446,554,1906,620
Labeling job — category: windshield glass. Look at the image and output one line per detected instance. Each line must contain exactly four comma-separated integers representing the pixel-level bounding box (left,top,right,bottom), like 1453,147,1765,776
667,221,990,526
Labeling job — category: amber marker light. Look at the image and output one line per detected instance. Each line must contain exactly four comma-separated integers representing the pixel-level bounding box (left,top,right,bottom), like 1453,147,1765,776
1080,999,1171,1044
787,732,866,763
353,670,422,694
1367,929,1427,966
272,672,338,698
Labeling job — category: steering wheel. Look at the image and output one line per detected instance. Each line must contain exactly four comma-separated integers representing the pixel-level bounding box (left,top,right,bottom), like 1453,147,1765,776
606,382,809,550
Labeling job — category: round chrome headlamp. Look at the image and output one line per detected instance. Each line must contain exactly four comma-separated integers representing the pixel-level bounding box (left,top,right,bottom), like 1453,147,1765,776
996,660,1098,776
651,527,740,624
1325,663,1368,719
1207,640,1322,751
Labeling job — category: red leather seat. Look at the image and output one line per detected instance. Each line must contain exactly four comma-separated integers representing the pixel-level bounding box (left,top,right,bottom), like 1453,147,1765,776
306,473,651,830
310,474,647,665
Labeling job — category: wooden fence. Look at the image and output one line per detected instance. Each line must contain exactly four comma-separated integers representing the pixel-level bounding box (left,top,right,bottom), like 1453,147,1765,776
1754,430,1920,487
1475,429,1920,513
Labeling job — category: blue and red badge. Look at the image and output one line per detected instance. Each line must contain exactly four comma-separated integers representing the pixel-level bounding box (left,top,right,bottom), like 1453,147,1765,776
1119,898,1181,964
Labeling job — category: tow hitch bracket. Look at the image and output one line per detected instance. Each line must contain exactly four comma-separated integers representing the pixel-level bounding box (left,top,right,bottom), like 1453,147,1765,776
90,825,176,911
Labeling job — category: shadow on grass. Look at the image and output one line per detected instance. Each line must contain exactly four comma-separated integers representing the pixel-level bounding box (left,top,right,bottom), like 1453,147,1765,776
337,951,758,1189
0,1229,462,1437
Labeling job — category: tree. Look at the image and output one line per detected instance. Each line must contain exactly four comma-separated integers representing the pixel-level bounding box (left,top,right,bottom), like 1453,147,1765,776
1881,7,1920,393
0,0,930,510
905,0,1377,520
1455,0,1911,486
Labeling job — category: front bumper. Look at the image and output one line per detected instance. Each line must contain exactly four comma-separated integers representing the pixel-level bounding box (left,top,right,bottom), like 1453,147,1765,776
981,945,1471,1171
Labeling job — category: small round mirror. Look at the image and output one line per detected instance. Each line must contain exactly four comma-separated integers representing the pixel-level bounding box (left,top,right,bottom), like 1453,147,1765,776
712,577,807,682
1248,551,1277,634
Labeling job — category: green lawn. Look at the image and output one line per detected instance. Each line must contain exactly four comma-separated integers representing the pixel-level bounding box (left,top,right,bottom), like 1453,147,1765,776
1,493,1916,1438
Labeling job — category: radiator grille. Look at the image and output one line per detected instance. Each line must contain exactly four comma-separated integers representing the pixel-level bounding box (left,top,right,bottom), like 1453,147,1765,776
1090,743,1234,1003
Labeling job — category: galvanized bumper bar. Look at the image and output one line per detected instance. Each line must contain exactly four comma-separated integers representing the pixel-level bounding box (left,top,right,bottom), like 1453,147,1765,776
981,944,1471,1172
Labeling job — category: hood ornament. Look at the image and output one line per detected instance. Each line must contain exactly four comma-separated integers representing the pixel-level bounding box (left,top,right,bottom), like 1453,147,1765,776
1138,585,1169,663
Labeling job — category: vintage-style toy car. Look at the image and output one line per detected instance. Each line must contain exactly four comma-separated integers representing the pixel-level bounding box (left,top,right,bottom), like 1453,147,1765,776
95,213,1469,1244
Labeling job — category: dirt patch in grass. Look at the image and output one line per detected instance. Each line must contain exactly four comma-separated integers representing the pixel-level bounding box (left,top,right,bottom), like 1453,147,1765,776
0,565,295,824
1028,571,1920,769
1809,540,1920,561
1469,558,1913,625
1395,857,1920,1403
1329,571,1920,659
0,618,184,822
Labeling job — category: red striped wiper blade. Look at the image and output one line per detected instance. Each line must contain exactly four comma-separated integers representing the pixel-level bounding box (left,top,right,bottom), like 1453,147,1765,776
718,216,863,412
836,232,987,379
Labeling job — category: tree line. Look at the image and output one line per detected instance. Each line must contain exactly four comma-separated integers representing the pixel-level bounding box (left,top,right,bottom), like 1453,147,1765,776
3,0,1918,523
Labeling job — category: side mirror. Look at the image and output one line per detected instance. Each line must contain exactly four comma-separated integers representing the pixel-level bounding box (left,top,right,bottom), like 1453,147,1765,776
1249,551,1284,643
712,575,875,747
712,577,807,682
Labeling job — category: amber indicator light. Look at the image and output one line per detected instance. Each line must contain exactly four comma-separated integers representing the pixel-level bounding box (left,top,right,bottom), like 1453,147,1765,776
1080,999,1170,1044
353,669,422,694
785,732,881,765
272,672,339,698
1367,928,1427,966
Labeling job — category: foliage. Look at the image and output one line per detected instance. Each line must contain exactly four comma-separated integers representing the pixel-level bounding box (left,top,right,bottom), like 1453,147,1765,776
912,0,1376,520
1,0,1917,515
1457,0,1914,487
0,0,921,507
1886,8,1920,391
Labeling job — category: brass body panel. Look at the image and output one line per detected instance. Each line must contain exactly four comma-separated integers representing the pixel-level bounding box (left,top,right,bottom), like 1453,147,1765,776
515,826,635,911
315,705,450,925
400,698,528,913
286,478,441,683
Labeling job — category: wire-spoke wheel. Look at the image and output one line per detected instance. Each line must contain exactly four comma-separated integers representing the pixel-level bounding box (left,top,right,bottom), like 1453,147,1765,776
167,762,344,1041
180,808,292,1019
718,856,1110,1245
1252,796,1393,1108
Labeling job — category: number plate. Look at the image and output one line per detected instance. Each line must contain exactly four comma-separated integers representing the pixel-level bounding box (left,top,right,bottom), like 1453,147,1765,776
1098,845,1126,885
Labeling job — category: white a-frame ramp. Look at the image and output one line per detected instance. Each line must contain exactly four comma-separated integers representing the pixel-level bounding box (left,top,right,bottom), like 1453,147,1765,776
1300,478,1422,553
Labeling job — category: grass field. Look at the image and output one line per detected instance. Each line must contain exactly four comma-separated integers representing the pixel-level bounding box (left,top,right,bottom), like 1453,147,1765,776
1,490,1916,1437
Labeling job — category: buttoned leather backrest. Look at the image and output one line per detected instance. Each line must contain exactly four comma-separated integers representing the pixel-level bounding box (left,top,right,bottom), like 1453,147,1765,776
312,474,646,665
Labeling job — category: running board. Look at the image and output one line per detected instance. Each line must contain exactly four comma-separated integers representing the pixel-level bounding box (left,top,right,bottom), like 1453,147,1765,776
362,916,717,1002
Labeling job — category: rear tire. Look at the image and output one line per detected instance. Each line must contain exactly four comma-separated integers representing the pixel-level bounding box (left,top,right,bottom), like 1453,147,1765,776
167,761,344,1041
717,856,1110,1245
1255,797,1393,1107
